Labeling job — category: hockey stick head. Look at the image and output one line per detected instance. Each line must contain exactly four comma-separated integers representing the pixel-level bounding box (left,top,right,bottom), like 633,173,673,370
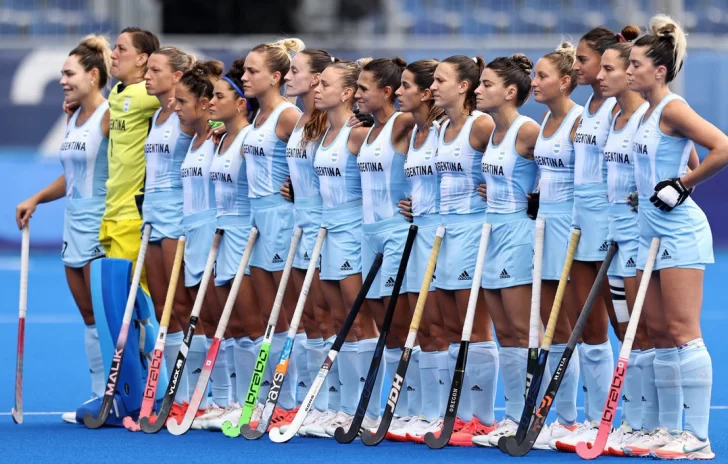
334,422,360,444
503,435,532,456
424,427,450,449
11,407,22,425
139,409,166,433
221,421,242,438
240,423,266,440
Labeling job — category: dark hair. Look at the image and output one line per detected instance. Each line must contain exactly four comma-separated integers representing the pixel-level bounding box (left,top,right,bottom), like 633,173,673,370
442,55,486,113
581,25,640,55
606,42,634,68
69,34,111,89
328,59,365,107
362,57,407,94
405,59,445,126
120,27,159,58
543,42,578,92
179,59,224,100
634,14,687,83
251,38,305,87
486,53,533,107
226,58,260,123
300,49,335,146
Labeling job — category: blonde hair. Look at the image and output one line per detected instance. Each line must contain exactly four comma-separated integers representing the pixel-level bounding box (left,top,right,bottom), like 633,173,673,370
69,34,111,88
543,41,578,92
634,14,687,83
153,46,196,74
251,38,306,86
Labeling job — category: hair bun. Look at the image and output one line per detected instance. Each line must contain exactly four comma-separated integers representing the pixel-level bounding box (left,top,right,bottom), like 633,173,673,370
276,38,306,55
509,53,533,74
620,24,641,41
192,59,224,81
356,57,372,69
649,14,682,41
80,34,110,53
392,56,407,71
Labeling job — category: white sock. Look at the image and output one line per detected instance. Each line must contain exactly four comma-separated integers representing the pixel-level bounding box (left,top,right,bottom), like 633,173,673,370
419,350,441,420
384,347,404,416
338,341,359,415
225,338,237,404
623,349,643,430
548,343,579,425
499,347,527,422
187,334,208,409
582,340,615,423
679,339,712,440
436,350,450,418
467,341,498,425
294,333,309,406
360,338,385,419
654,347,682,431
325,335,340,412
207,337,231,408
406,346,422,418
636,348,658,431
577,343,590,421
84,325,105,398
234,336,256,406
305,337,328,412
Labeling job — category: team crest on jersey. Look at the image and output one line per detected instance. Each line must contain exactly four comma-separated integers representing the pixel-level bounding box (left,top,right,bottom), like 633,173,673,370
330,151,339,163
622,138,630,149
197,151,206,163
223,154,232,169
553,140,562,154
594,119,601,129
82,129,90,138
498,150,506,161
424,149,433,161
453,144,462,158
123,97,132,112
642,128,651,139
257,131,266,144
374,146,382,157
163,127,173,140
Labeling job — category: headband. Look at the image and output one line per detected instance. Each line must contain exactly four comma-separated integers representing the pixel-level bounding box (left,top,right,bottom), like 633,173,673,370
616,32,626,42
223,76,252,113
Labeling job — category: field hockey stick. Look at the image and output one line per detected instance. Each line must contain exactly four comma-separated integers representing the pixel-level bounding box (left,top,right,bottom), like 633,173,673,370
11,222,30,424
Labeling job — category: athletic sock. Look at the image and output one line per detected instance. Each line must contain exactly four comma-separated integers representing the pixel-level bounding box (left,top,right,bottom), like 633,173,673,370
384,347,404,415
577,343,590,421
436,350,450,417
548,343,579,425
448,342,458,379
654,347,683,431
636,348,658,430
164,331,187,404
306,337,327,411
325,335,340,412
679,339,712,440
499,347,527,421
467,341,498,425
338,341,359,415
207,337,231,408
84,325,105,398
225,339,237,404
187,334,208,409
623,349,643,429
270,331,296,410
419,350,441,420
360,338,385,419
452,343,472,421
234,336,255,406
406,346,422,418
295,333,309,406
582,340,615,423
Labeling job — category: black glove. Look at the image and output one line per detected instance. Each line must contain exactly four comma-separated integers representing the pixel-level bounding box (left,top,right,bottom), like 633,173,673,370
627,191,639,212
288,178,295,203
650,178,692,212
353,108,374,127
527,192,540,220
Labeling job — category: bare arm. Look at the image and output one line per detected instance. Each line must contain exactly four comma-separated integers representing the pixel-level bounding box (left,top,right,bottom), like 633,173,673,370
15,175,66,228
275,107,302,143
470,114,495,152
515,121,540,160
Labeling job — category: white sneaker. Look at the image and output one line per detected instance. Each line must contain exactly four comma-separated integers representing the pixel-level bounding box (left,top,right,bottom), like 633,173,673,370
405,418,443,441
325,411,354,437
361,415,381,436
385,415,417,441
61,411,78,424
552,420,598,452
650,430,715,460
533,421,581,450
204,403,242,431
605,422,637,456
302,410,337,438
191,404,225,430
472,418,518,447
298,409,324,436
250,402,264,424
622,427,673,457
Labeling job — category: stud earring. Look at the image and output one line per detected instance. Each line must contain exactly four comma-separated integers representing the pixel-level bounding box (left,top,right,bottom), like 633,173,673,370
90,80,95,87
237,108,242,114
559,87,565,92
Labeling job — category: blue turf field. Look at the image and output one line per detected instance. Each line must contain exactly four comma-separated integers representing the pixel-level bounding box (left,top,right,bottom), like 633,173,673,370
1,251,727,463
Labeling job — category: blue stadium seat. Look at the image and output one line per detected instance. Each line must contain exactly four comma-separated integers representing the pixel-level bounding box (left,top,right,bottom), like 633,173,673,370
0,22,21,35
28,18,67,35
3,0,39,11
77,18,115,35
48,0,86,11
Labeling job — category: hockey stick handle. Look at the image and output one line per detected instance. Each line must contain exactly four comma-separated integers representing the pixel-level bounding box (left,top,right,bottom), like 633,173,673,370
566,241,618,348
405,226,445,347
159,237,186,328
189,229,224,318
268,227,303,327
541,227,580,351
529,217,545,348
462,223,491,341
331,253,384,352
214,227,258,339
287,228,326,335
18,222,29,318
618,237,660,359
121,224,151,325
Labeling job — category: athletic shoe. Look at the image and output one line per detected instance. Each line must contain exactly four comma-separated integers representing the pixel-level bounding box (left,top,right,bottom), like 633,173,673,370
650,430,715,460
622,427,673,457
408,417,466,444
249,405,288,432
385,416,418,442
191,403,225,430
361,415,381,435
605,422,637,456
298,409,324,437
302,410,338,438
276,406,300,434
472,417,518,447
405,418,444,443
204,403,242,431
533,422,565,450
552,420,598,452
324,411,354,437
448,417,497,447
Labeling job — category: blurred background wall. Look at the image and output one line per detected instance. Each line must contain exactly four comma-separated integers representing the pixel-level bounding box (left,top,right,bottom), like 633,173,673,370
1,0,727,249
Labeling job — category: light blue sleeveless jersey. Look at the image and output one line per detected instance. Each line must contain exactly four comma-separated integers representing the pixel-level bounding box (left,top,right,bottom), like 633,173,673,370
481,115,538,213
436,113,488,215
404,122,440,216
573,95,616,189
244,101,301,199
286,116,321,200
60,102,109,199
145,110,191,193
210,125,253,218
314,124,361,208
358,112,409,224
605,103,648,205
181,136,217,217
534,104,583,202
